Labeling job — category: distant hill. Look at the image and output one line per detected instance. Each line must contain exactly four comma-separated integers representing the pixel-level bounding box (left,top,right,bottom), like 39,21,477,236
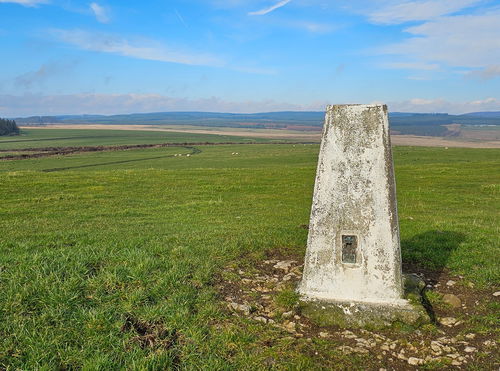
15,111,326,130
460,111,500,118
13,110,500,137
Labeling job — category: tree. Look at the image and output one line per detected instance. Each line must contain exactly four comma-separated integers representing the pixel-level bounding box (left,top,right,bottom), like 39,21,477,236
0,118,20,136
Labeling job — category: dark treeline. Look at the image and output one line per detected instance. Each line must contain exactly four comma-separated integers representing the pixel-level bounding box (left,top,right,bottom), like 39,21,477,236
0,118,20,136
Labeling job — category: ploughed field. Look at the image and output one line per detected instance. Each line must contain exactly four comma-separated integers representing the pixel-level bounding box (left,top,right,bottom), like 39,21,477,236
0,129,498,369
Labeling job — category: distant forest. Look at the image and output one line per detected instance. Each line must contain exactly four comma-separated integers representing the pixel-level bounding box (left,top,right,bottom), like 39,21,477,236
0,118,19,136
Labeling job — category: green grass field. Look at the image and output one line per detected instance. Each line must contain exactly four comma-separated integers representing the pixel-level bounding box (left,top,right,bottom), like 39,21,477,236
0,128,268,151
0,129,498,369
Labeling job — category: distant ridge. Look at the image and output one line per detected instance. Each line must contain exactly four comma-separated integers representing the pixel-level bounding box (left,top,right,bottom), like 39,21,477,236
13,110,500,137
460,111,500,118
15,110,500,122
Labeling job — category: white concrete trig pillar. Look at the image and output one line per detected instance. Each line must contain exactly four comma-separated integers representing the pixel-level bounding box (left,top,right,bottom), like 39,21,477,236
299,104,405,306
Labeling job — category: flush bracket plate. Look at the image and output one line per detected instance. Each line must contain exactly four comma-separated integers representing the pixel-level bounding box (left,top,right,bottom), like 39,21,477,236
340,234,360,265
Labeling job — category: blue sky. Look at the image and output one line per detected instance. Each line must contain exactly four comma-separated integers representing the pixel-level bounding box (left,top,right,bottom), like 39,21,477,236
0,0,499,115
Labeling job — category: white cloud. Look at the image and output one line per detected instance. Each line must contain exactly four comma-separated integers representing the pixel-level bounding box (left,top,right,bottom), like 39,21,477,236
388,97,500,114
1,93,499,117
368,0,481,24
379,9,500,70
0,0,48,6
267,18,336,33
383,62,440,70
294,20,334,33
465,65,500,80
90,2,109,23
0,93,309,116
249,0,291,16
51,29,224,67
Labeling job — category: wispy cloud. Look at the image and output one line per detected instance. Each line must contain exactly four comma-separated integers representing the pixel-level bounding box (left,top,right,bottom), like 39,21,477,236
90,2,110,23
51,29,224,67
388,97,500,114
248,0,291,16
293,20,335,33
378,9,500,71
50,29,275,74
2,93,499,117
383,62,440,71
465,65,500,80
368,0,481,25
0,93,309,116
174,9,188,28
0,0,48,7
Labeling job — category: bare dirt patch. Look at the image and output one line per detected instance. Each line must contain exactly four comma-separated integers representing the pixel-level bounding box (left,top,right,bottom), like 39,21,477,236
121,314,180,353
217,247,499,370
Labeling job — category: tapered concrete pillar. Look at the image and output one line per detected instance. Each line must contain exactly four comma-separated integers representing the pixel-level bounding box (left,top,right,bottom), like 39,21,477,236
299,105,416,322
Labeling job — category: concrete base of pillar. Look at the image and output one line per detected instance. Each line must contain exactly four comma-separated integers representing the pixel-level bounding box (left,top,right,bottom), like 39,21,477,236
299,274,431,329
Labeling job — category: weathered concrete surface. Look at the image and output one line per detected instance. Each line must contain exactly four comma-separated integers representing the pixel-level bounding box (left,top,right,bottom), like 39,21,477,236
300,299,428,329
298,104,405,306
300,273,431,328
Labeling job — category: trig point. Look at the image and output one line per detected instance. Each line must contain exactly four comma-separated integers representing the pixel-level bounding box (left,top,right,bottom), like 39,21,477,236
299,104,428,327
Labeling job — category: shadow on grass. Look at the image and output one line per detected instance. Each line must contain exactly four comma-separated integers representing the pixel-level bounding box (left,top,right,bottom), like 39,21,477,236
402,230,466,324
402,230,466,278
